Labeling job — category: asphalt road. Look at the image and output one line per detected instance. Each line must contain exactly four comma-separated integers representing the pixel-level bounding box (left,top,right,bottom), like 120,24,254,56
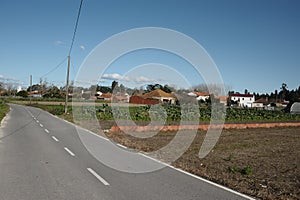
0,104,254,200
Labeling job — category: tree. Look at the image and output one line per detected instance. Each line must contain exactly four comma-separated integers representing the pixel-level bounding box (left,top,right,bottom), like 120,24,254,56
43,86,63,98
192,84,208,92
274,89,278,102
146,84,166,92
6,83,17,96
0,82,4,92
27,84,41,92
162,85,172,93
39,78,47,96
281,83,288,91
111,81,118,93
89,84,98,92
146,84,156,92
280,83,288,101
16,90,28,98
286,89,299,102
125,87,135,95
98,86,111,93
82,92,91,100
119,84,125,93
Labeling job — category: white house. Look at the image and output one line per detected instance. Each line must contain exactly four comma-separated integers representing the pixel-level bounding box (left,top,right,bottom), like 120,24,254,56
188,92,210,101
231,94,255,108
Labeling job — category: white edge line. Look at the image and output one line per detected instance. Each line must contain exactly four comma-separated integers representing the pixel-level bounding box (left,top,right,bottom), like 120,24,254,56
52,136,59,142
31,105,254,199
116,143,128,149
83,128,254,199
86,129,110,141
64,147,75,156
36,120,39,123
139,153,255,200
62,118,110,142
87,168,110,186
138,153,168,166
39,107,110,142
44,129,49,133
39,124,43,127
72,123,109,142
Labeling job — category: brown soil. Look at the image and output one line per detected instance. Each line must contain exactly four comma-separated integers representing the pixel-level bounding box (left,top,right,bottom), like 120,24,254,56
78,120,300,200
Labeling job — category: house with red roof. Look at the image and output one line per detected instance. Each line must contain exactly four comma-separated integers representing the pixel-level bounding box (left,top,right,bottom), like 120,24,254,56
130,89,176,105
253,97,268,108
142,89,176,104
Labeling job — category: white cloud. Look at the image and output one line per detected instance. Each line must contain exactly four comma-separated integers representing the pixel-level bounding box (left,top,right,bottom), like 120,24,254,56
55,40,64,46
74,79,105,86
134,76,156,83
101,73,164,85
79,45,85,51
101,73,130,82
54,40,69,49
0,74,18,82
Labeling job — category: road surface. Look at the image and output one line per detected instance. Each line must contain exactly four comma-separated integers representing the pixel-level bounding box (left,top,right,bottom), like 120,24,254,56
0,104,254,200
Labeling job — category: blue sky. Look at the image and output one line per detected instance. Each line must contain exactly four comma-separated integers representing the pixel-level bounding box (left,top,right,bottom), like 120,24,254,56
0,0,299,94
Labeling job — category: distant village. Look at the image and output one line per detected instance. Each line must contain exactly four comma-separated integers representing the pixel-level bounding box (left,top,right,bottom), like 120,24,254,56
1,81,300,112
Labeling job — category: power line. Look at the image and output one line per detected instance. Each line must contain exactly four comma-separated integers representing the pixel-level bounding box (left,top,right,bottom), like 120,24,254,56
40,0,83,80
40,56,68,78
65,0,84,114
68,0,84,56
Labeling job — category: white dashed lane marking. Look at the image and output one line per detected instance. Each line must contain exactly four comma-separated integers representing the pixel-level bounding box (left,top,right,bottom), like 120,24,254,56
87,168,110,186
52,136,59,142
64,147,75,156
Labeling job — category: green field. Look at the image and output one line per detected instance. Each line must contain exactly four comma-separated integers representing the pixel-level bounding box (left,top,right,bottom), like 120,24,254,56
27,103,300,124
0,103,9,122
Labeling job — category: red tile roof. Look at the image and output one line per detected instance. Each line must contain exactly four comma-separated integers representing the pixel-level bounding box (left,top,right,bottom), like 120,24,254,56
143,89,176,99
254,98,267,103
194,92,209,97
215,96,228,102
100,93,112,98
231,94,254,98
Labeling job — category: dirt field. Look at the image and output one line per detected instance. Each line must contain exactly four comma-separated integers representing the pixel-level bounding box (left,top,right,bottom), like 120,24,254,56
77,120,300,200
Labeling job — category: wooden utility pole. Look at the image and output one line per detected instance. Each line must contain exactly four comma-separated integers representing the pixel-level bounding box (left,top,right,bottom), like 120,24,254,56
39,78,43,97
30,75,32,105
64,56,71,114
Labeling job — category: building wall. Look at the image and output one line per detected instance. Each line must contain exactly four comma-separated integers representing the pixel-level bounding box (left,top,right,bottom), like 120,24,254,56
152,97,176,104
196,96,209,101
231,95,255,108
253,103,264,108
